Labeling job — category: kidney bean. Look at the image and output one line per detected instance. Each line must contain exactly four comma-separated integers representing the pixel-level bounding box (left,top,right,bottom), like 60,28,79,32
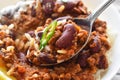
77,50,90,68
0,44,5,49
38,52,57,64
37,31,43,38
31,6,36,17
97,55,108,69
64,2,75,10
9,31,16,40
28,31,35,37
42,0,55,15
17,52,26,62
90,36,101,53
57,0,78,10
56,24,76,48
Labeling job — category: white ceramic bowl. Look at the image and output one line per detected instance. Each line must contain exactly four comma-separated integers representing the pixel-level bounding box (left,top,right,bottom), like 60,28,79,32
0,0,120,80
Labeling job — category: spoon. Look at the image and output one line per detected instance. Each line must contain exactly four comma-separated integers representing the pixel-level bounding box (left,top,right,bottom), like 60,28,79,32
41,0,116,66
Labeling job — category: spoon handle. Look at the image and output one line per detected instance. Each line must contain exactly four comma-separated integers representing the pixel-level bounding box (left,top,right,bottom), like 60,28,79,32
88,0,116,23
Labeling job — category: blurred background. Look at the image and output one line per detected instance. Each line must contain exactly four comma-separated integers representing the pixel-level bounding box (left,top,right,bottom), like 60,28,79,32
0,0,120,80
0,0,120,12
0,0,19,9
0,0,120,11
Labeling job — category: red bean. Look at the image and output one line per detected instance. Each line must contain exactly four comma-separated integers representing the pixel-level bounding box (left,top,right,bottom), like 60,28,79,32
9,31,16,40
90,36,101,53
42,0,55,15
97,55,108,69
0,43,5,49
77,50,90,68
56,0,77,10
37,31,43,38
28,31,35,37
17,52,26,62
38,52,57,64
31,6,36,17
56,24,76,48
64,2,75,10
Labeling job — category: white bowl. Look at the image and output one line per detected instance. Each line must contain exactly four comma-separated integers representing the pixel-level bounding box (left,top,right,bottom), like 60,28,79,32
83,0,120,80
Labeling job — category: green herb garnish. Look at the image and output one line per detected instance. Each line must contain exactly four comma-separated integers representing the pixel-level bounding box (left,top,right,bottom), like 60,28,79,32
40,20,57,50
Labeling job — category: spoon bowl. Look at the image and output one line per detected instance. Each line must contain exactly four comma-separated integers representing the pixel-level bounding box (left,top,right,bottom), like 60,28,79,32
40,0,115,66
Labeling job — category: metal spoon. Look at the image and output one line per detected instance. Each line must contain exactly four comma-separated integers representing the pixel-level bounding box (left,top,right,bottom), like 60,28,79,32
41,0,116,66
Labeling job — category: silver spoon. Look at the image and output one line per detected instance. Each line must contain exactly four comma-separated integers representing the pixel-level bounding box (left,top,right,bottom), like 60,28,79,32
41,0,116,66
